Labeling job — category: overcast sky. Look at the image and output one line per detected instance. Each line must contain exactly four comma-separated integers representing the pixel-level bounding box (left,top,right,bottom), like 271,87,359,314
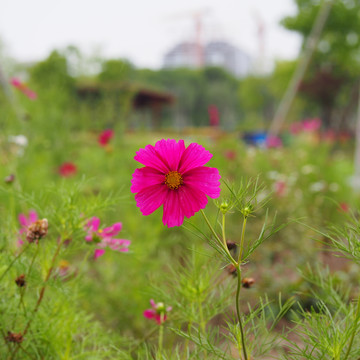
0,0,302,69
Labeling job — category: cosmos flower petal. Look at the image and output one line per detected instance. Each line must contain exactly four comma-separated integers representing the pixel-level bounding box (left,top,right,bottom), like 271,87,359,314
94,249,106,259
178,142,213,173
102,222,122,237
154,139,185,171
135,184,168,216
106,238,131,251
143,309,156,320
29,210,38,223
87,217,100,232
130,167,165,194
134,144,170,173
18,213,28,227
183,167,221,198
162,190,184,227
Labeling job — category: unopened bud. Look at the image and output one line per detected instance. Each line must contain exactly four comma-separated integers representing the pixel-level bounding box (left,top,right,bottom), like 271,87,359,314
226,264,237,277
4,174,15,184
15,274,26,287
241,205,253,218
242,277,255,288
220,201,230,214
226,241,237,251
26,219,48,243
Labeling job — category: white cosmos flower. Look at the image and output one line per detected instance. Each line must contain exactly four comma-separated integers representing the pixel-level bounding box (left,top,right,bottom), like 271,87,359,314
8,135,28,147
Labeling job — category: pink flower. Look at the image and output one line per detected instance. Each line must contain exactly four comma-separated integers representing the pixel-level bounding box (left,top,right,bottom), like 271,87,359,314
18,210,38,246
266,135,282,148
98,129,114,147
302,118,321,132
131,139,221,227
84,217,130,259
143,299,172,325
10,77,37,100
273,180,287,197
58,162,77,177
338,202,350,213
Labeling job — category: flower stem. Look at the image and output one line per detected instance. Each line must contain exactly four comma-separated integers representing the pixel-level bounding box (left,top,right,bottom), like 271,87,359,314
12,245,39,327
0,244,30,283
236,265,248,360
238,216,248,264
221,213,227,250
343,292,360,360
200,210,236,266
10,238,64,360
157,314,164,359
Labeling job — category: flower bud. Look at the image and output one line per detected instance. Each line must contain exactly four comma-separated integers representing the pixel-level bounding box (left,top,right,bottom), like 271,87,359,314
15,274,26,287
242,277,255,288
226,241,237,251
220,201,230,214
4,174,15,184
241,205,253,218
26,219,48,243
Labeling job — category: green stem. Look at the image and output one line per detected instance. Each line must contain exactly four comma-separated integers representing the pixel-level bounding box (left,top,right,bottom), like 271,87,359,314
238,216,248,264
221,213,227,250
200,210,236,265
343,293,360,360
198,297,207,359
14,245,40,325
0,244,30,283
10,238,64,360
157,314,164,359
236,265,248,360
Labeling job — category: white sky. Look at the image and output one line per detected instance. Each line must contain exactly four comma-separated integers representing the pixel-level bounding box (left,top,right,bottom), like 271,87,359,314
0,0,302,69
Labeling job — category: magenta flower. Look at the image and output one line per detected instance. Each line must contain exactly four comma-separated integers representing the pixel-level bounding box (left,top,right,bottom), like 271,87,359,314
131,139,221,227
18,210,38,246
98,129,114,147
143,299,172,325
84,217,130,259
10,77,37,100
302,117,321,132
58,162,77,177
266,135,282,148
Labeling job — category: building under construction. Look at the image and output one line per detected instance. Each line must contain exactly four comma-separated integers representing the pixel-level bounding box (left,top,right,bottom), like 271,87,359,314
163,40,252,78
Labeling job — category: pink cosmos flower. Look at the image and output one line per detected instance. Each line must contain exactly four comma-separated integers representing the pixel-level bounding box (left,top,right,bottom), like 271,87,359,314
131,139,221,227
338,202,350,213
84,217,130,259
302,118,321,132
98,129,114,147
58,162,77,177
273,180,287,197
18,210,38,246
266,135,282,148
10,77,37,100
143,299,172,325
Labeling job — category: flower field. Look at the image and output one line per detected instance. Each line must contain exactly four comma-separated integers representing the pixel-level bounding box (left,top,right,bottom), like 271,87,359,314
1,82,360,360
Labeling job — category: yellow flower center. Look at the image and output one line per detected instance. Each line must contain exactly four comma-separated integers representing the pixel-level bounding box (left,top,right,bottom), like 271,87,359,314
164,171,183,190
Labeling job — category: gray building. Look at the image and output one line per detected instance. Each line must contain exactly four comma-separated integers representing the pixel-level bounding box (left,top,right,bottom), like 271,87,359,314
163,40,252,77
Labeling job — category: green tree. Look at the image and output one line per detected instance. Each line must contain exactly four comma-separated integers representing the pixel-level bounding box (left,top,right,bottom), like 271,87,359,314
281,0,360,129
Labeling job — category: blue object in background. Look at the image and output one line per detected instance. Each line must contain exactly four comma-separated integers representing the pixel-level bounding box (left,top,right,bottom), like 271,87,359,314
242,132,267,147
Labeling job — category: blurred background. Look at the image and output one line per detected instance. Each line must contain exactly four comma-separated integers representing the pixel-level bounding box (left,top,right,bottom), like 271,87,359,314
1,0,360,353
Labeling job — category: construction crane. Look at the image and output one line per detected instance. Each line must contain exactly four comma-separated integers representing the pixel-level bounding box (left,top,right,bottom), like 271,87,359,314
164,7,212,67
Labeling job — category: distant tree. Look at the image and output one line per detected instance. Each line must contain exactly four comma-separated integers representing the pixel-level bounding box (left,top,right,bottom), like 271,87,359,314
281,0,360,129
98,59,134,83
29,50,74,93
